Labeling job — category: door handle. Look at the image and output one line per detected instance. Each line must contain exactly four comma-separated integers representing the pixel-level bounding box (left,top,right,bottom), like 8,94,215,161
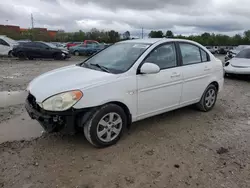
171,72,181,78
204,66,211,71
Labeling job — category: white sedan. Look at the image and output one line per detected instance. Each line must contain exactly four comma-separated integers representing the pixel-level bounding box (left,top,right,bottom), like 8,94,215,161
224,48,250,75
25,38,224,147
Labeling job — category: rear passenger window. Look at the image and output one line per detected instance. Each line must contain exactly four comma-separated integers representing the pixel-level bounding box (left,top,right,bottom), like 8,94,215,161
179,43,201,65
200,49,209,62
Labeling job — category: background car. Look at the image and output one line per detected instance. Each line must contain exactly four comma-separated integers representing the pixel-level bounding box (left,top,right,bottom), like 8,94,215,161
50,42,68,50
224,48,250,76
0,35,18,56
206,46,216,54
66,40,99,49
225,45,250,61
12,41,70,60
69,43,105,56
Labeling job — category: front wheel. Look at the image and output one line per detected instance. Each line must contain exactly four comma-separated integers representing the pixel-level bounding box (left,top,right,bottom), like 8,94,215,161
74,51,80,56
54,53,63,60
196,84,218,112
83,104,127,148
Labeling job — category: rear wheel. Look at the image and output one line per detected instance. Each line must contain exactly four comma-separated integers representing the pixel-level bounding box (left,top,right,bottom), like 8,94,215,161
196,84,218,112
74,51,80,56
83,104,127,147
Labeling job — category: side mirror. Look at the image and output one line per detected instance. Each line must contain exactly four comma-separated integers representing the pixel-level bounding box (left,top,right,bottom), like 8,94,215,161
140,62,160,74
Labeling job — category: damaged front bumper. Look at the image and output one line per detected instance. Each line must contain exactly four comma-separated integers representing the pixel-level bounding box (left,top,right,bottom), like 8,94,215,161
25,93,86,134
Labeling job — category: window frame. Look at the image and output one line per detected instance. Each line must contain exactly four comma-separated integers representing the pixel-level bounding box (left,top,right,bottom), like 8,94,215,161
0,39,10,46
137,42,181,74
176,42,210,66
34,42,49,49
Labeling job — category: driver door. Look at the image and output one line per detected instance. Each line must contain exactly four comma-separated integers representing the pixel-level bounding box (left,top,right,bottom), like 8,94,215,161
137,42,183,120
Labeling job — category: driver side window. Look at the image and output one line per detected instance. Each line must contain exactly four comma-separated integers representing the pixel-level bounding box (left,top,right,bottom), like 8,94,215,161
144,43,177,69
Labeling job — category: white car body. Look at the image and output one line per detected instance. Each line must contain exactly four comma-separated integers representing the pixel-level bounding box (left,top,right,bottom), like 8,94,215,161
0,35,18,56
224,58,250,74
28,38,224,122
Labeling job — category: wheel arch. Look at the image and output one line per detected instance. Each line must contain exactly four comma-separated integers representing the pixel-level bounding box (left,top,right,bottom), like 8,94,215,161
209,81,219,91
77,101,132,129
106,101,132,128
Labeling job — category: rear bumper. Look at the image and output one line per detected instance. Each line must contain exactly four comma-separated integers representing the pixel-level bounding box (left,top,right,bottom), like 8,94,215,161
224,66,250,75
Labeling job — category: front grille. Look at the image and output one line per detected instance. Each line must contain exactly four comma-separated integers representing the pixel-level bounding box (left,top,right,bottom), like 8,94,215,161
27,93,41,112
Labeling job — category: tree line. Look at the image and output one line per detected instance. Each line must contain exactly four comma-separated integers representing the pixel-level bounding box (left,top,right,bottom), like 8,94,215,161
149,30,250,46
2,25,250,46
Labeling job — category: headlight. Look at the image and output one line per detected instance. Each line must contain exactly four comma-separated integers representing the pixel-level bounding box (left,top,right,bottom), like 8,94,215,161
42,90,83,111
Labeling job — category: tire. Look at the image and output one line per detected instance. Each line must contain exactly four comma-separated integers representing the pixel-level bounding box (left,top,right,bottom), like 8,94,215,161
17,52,26,60
196,84,218,112
83,104,127,148
8,51,13,57
54,53,62,60
74,51,80,56
28,56,34,60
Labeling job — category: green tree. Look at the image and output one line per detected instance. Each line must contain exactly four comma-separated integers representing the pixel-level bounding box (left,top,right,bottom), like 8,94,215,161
165,30,174,38
148,30,164,38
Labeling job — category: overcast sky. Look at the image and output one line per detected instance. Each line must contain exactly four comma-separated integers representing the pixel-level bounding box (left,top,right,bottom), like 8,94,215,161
1,0,250,36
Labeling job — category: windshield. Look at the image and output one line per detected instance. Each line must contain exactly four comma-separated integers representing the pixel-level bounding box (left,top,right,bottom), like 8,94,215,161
82,43,151,73
235,49,250,59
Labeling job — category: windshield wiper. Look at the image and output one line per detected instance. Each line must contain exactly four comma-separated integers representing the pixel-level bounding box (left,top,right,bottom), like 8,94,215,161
90,63,111,73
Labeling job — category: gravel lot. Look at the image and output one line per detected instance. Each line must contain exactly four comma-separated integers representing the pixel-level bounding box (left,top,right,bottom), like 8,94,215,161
0,55,250,188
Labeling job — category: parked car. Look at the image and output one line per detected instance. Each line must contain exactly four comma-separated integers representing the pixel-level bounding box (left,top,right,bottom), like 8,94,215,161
12,41,70,60
224,48,250,76
25,38,224,147
66,40,99,49
206,46,216,54
225,45,250,62
69,43,105,56
218,47,227,55
0,35,18,56
50,42,68,50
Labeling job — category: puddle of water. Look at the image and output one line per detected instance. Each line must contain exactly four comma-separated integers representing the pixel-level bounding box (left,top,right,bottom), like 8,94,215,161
0,90,28,107
0,112,43,144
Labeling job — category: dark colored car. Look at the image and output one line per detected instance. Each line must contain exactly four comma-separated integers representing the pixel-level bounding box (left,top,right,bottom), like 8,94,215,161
218,48,227,55
69,43,106,56
12,41,70,60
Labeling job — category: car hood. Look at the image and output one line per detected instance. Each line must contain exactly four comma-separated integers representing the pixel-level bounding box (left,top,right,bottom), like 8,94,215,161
28,65,117,102
230,58,250,67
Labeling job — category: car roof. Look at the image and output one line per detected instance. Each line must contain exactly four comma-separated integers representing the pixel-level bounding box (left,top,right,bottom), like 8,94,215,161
118,38,195,44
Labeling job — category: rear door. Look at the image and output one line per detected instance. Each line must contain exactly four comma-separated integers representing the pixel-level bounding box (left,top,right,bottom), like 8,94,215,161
177,42,212,106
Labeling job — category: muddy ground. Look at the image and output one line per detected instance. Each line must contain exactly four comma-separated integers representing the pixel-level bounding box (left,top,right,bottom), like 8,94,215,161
0,56,250,188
